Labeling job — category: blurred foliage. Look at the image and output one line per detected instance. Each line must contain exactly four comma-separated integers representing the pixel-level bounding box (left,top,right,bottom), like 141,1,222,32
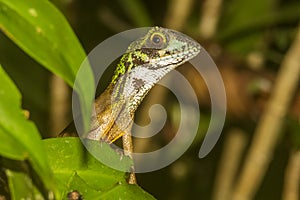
0,0,299,199
217,0,300,57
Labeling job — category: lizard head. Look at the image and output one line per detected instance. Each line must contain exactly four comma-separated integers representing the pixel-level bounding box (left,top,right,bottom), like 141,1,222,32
111,27,201,84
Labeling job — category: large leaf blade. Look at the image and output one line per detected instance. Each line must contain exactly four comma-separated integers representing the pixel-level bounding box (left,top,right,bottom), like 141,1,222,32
44,137,155,200
0,0,84,86
0,0,95,135
0,65,55,194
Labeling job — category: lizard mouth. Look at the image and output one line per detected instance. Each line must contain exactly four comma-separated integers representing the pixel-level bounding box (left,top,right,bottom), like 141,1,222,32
151,45,201,67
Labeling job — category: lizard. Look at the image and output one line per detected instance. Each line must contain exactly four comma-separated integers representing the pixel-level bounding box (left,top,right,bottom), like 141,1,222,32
60,26,201,183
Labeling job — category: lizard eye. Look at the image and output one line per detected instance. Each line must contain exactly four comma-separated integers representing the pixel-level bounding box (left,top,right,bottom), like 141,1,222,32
152,34,162,44
150,33,166,49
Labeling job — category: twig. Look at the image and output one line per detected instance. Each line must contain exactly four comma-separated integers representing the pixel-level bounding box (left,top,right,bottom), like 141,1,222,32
199,0,223,39
212,129,247,200
232,24,300,200
49,75,70,136
282,150,300,200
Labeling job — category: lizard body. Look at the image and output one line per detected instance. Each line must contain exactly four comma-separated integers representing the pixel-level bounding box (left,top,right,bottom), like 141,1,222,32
62,27,201,143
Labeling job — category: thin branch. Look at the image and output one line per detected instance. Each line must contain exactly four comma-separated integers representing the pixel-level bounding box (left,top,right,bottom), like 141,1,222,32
212,129,247,200
49,75,70,136
232,24,300,200
282,150,300,200
199,0,223,39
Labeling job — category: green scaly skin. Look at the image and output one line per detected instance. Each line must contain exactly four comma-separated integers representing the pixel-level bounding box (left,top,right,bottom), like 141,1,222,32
65,27,201,143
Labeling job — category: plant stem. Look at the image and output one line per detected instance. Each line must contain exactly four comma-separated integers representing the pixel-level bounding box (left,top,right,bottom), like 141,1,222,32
212,129,247,200
282,150,300,200
199,0,223,39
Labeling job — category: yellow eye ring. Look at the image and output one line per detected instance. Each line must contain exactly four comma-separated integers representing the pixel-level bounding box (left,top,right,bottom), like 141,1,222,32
150,32,166,47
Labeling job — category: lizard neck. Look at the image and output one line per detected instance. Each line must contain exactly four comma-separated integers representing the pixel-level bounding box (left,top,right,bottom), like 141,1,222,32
110,62,175,116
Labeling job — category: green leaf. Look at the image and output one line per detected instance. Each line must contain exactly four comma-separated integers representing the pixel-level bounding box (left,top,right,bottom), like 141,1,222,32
0,0,95,133
0,65,55,193
44,137,155,200
101,184,155,200
6,170,44,200
0,0,82,86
